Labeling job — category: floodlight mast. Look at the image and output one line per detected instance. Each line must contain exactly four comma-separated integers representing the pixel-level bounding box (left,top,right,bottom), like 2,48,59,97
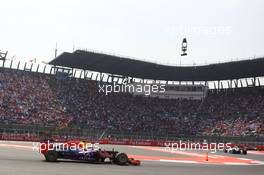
181,38,187,56
55,42,58,58
0,50,8,61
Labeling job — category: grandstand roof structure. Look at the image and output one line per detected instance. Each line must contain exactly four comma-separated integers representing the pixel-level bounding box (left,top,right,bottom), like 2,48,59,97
49,50,264,82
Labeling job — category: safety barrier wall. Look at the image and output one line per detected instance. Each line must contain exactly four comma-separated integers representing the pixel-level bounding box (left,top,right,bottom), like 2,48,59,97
1,133,264,151
1,124,264,143
0,133,264,151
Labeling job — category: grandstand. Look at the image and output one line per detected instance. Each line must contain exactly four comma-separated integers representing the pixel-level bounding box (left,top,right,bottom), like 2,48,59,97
0,51,264,144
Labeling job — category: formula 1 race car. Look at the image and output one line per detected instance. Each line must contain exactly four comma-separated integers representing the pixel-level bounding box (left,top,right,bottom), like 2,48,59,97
39,140,140,166
224,145,247,155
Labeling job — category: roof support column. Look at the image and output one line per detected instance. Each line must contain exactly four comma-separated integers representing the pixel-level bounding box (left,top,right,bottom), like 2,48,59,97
43,65,46,73
17,61,20,70
30,63,33,72
257,78,261,86
79,70,83,78
73,69,77,77
246,79,249,87
10,59,13,68
240,80,243,88
214,82,217,89
107,74,110,83
90,72,94,80
235,79,238,88
227,80,230,88
2,60,5,67
84,70,88,79
251,78,255,87
101,73,104,82
36,64,40,72
99,72,103,82
49,66,52,74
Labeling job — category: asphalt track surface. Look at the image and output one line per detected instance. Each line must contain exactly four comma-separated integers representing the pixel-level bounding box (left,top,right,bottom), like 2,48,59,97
0,141,264,175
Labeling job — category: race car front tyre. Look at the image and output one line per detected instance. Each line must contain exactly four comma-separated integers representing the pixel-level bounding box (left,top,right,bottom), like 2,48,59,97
242,150,247,155
114,153,128,165
45,150,58,162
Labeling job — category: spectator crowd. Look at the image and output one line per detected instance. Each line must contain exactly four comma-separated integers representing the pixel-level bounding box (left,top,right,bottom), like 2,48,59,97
0,68,263,137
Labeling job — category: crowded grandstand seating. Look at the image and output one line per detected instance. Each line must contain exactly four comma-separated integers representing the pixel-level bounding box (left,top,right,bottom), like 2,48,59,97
200,89,264,137
0,68,264,138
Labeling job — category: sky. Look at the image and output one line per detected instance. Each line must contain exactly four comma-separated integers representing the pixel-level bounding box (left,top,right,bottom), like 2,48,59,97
0,0,264,66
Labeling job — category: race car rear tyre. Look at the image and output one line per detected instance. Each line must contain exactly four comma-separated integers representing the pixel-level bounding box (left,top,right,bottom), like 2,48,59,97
242,150,247,155
45,150,58,162
114,153,128,165
97,157,105,163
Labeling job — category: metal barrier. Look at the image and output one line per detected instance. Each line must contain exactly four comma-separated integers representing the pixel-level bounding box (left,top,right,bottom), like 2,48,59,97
0,124,264,145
